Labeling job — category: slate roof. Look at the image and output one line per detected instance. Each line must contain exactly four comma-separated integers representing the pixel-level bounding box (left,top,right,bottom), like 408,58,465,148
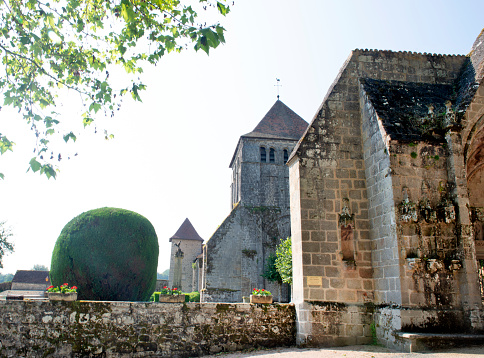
242,100,308,140
361,78,455,142
169,218,203,242
230,100,308,167
12,270,50,284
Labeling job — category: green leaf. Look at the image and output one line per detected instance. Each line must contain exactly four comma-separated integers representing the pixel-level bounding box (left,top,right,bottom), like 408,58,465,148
29,157,42,173
83,117,94,127
63,132,77,143
217,2,230,16
41,164,56,179
0,173,4,180
89,102,102,113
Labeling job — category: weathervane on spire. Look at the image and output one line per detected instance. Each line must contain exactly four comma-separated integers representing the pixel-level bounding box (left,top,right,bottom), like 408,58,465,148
275,78,282,99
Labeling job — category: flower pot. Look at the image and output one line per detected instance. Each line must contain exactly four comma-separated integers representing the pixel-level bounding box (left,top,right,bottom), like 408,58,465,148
48,292,78,301
158,294,185,303
250,295,273,304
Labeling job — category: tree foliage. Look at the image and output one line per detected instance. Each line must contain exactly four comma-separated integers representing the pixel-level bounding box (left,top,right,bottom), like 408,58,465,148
50,207,159,301
32,264,49,271
0,272,13,283
275,237,292,285
261,253,282,283
0,0,230,178
157,268,169,280
0,221,14,269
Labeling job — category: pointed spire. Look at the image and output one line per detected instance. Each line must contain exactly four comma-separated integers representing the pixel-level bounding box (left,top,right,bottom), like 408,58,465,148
243,100,308,140
169,218,203,242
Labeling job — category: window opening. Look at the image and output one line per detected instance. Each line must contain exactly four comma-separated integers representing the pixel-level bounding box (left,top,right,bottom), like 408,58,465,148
260,147,266,162
269,148,275,162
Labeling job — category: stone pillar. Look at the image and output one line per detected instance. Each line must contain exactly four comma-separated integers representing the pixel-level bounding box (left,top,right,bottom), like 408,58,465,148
445,125,482,330
173,244,184,290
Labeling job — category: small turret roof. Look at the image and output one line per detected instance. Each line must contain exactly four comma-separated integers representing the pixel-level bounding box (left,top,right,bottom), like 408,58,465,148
242,100,308,140
169,218,203,242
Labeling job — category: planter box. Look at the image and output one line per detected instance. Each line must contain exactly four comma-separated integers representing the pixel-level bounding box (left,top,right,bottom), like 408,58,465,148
158,294,185,303
250,295,273,304
48,292,78,301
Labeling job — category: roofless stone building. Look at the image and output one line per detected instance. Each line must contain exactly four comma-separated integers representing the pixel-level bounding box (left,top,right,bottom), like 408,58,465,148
199,100,308,303
288,29,484,350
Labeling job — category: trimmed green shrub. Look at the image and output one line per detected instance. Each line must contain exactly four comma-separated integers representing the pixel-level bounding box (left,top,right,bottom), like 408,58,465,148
185,291,200,302
50,207,159,301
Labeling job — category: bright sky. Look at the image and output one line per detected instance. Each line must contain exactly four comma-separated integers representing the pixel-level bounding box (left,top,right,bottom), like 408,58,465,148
1,0,483,275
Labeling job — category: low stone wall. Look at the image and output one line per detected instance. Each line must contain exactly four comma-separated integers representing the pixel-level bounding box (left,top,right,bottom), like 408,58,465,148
0,300,296,357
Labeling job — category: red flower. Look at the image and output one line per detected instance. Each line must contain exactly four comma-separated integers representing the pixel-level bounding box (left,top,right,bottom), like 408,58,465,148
261,289,265,291
47,286,54,290
71,286,78,290
173,288,177,290
163,286,167,289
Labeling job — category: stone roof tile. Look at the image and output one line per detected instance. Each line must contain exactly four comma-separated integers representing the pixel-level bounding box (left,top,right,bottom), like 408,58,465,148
243,100,308,140
12,270,50,284
169,218,203,242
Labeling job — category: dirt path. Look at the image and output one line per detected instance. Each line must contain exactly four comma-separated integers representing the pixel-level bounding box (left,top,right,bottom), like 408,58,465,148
200,344,484,358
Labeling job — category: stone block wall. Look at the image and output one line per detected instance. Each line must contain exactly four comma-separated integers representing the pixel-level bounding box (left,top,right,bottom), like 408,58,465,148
0,300,296,357
360,85,400,305
296,301,373,347
201,205,290,303
168,238,202,293
289,49,473,345
233,137,295,208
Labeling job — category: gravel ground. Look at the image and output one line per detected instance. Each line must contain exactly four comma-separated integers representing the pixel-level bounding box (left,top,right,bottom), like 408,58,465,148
200,344,484,358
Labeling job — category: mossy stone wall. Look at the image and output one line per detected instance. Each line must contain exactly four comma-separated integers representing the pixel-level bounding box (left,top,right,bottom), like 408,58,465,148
0,300,295,357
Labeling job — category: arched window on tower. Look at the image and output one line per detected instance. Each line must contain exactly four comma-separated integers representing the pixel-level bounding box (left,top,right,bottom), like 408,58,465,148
260,147,266,162
283,149,289,163
269,148,275,163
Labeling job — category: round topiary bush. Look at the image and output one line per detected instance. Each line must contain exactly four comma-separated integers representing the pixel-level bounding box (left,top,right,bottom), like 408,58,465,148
50,207,159,301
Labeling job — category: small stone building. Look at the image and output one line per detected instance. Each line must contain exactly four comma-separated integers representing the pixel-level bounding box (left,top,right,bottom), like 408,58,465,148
289,29,484,350
200,100,308,303
168,218,203,293
11,270,50,291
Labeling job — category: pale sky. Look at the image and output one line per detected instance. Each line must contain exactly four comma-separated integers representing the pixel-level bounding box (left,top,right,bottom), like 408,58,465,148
1,0,483,275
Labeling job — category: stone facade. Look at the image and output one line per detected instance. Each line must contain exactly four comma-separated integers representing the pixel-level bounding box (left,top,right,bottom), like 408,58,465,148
289,29,484,349
200,100,308,303
168,219,203,293
0,300,295,357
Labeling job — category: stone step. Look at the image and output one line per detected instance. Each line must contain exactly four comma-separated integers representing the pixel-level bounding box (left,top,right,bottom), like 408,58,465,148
396,331,484,352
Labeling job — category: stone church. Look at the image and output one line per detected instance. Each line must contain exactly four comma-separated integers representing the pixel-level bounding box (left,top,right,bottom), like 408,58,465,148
288,29,484,350
197,100,308,303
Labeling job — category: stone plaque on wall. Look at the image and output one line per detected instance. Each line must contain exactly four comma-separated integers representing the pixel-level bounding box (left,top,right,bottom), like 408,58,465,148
307,276,322,286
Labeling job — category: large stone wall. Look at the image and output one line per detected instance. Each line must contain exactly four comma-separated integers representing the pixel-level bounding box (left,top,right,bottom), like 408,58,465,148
288,49,475,346
0,300,296,357
201,205,290,303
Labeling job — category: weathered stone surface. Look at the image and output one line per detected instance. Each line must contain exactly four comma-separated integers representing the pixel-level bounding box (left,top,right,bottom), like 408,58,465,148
0,301,296,357
290,30,484,351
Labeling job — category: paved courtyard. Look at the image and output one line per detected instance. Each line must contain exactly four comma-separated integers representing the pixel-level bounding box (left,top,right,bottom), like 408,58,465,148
201,344,484,358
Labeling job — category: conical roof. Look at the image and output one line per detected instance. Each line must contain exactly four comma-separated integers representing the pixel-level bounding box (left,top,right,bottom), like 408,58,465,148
242,100,308,140
169,218,203,242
